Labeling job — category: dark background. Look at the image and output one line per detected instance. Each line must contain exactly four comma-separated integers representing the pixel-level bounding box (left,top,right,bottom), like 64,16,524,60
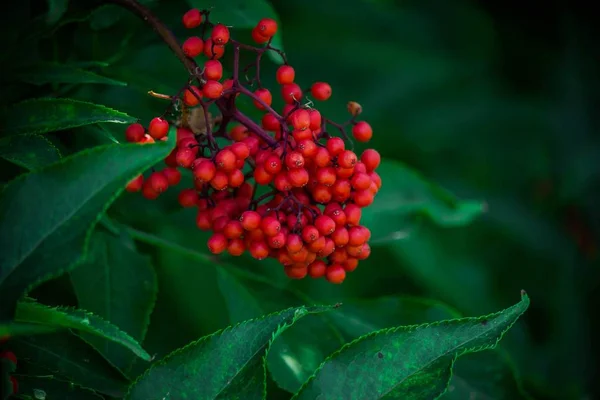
1,0,598,399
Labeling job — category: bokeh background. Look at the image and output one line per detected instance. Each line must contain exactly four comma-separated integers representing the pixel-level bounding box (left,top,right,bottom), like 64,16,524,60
2,0,598,399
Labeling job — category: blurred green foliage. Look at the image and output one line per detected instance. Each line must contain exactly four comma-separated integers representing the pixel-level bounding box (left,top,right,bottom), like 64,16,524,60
0,0,598,399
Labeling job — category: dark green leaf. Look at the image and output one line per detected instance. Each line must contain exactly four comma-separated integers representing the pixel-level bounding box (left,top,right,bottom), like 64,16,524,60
0,130,176,318
15,63,127,86
0,98,136,136
45,0,69,25
444,350,532,400
186,0,285,64
70,230,157,373
217,267,344,394
0,134,61,170
12,375,105,400
292,292,530,400
15,299,151,361
11,332,128,397
327,296,530,400
126,306,333,400
362,158,486,244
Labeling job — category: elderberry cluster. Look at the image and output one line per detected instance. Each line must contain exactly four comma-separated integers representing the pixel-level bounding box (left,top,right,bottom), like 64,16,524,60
123,8,381,284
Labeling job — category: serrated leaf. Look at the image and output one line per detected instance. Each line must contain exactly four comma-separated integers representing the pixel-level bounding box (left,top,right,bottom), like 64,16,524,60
15,62,127,86
46,0,69,25
0,98,136,136
13,375,105,400
0,134,61,170
186,0,285,64
70,230,157,372
0,130,176,318
362,158,486,244
11,332,128,397
292,292,530,400
15,299,151,361
126,306,333,400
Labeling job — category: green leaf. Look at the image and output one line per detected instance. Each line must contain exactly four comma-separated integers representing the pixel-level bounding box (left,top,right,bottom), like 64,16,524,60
70,230,158,373
15,299,151,361
0,130,176,318
11,332,128,397
292,292,530,400
15,62,127,86
12,375,105,400
0,134,61,170
217,267,344,394
46,0,69,25
0,322,57,337
126,306,332,400
186,0,285,64
0,98,136,136
444,351,532,400
362,158,486,244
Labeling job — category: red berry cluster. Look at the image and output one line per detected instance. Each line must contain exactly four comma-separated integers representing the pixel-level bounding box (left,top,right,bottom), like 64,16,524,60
123,9,381,284
1,336,18,397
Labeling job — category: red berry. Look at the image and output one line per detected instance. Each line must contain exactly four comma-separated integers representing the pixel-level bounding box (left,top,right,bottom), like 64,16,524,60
308,109,322,130
326,264,346,284
264,155,283,175
249,241,270,260
178,189,198,207
203,80,223,99
207,233,227,254
240,210,261,230
182,9,202,29
276,65,295,84
125,123,145,143
125,174,144,192
290,109,310,130
182,36,204,57
253,88,273,110
193,159,216,182
0,350,17,365
203,38,225,59
308,260,327,278
311,82,332,101
224,220,244,239
230,142,250,160
215,149,237,171
338,150,357,168
148,117,169,140
211,24,230,45
361,149,381,171
262,113,280,131
315,215,336,236
210,170,229,190
261,216,281,236
176,148,196,168
227,239,245,256
148,171,169,193
256,18,277,37
285,264,307,279
352,121,373,142
204,60,223,81
162,167,181,185
251,27,270,44
141,181,159,200
326,137,345,156
183,86,203,106
281,83,303,104
285,151,304,169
